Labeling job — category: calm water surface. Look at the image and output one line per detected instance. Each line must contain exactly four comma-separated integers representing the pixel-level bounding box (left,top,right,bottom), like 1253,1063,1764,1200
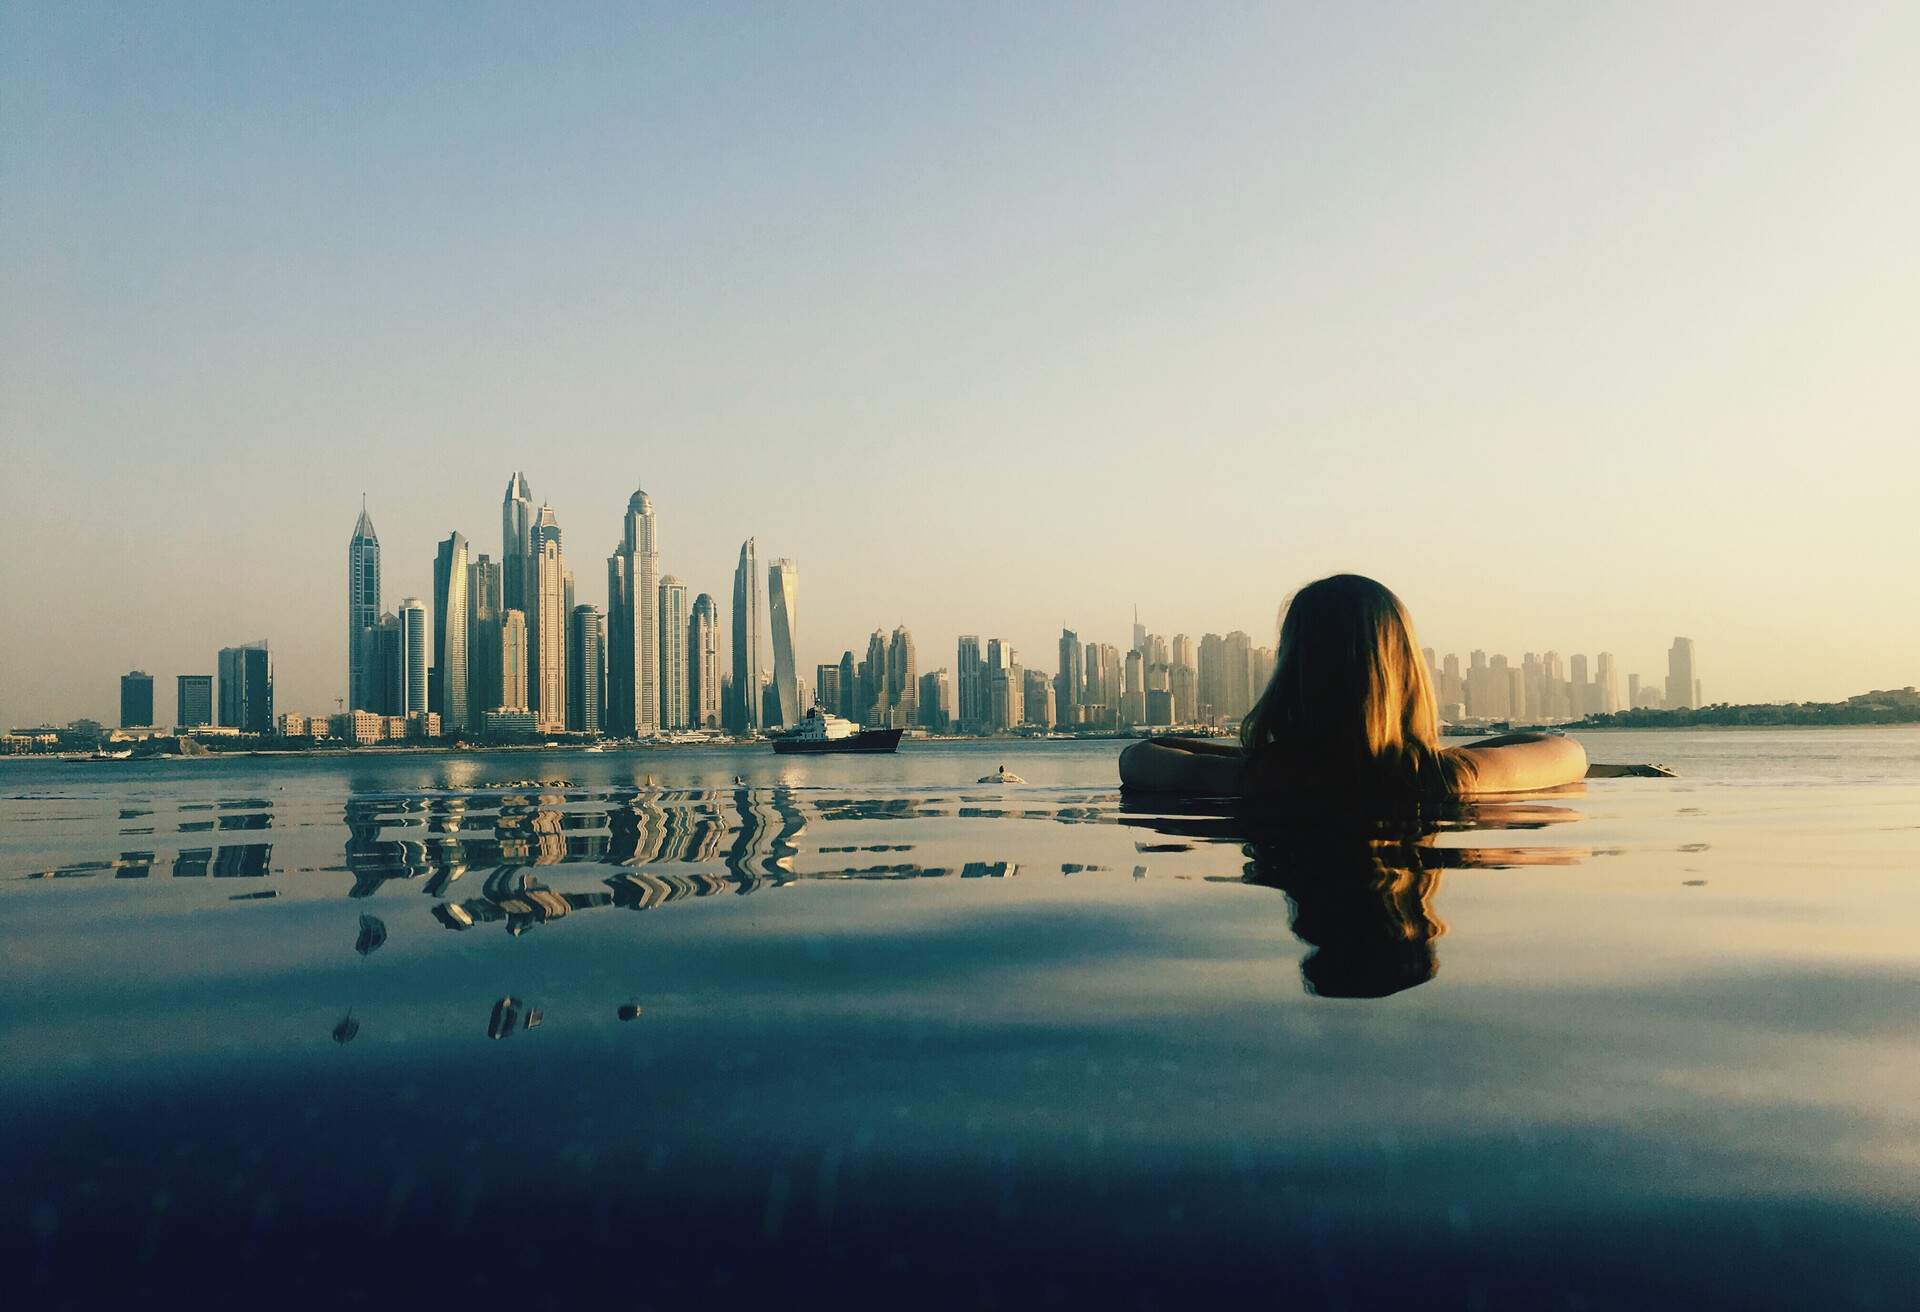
4,730,1919,1308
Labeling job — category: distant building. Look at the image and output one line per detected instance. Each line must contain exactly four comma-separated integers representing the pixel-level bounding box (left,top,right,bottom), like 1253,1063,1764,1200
529,504,568,732
120,671,154,728
1666,638,1698,711
176,674,214,728
767,559,800,729
323,710,374,744
730,539,764,734
956,635,985,733
500,609,529,711
1023,668,1055,728
432,532,471,733
607,488,660,737
688,593,721,729
348,500,382,712
1056,629,1082,726
482,707,537,737
886,626,917,728
395,600,429,715
860,629,889,726
918,669,950,732
568,605,605,735
829,650,850,720
501,471,534,614
815,663,841,717
216,642,273,734
658,576,690,731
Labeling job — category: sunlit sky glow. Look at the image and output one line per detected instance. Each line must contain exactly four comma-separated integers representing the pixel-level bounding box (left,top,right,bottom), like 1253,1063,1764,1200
4,1,1916,726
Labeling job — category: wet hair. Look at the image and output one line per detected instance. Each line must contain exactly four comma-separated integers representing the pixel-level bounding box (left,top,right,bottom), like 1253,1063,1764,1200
1240,574,1471,806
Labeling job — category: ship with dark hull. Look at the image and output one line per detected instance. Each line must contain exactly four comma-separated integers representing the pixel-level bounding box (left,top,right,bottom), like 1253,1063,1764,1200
771,709,903,755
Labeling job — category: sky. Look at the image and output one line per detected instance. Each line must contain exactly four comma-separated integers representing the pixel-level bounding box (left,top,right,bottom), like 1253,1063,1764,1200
4,1,1917,727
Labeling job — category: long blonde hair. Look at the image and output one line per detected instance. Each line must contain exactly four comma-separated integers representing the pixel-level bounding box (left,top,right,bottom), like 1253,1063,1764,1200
1240,575,1468,801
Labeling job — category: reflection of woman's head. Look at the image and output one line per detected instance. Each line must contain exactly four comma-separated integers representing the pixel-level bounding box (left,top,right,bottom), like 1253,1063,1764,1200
1245,828,1448,999
1240,575,1469,805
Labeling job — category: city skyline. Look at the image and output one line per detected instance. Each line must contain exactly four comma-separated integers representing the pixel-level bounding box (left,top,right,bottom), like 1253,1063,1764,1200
15,476,1735,733
7,7,1918,727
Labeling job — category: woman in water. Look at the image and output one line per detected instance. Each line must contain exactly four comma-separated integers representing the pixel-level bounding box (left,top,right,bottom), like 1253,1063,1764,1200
1119,574,1589,802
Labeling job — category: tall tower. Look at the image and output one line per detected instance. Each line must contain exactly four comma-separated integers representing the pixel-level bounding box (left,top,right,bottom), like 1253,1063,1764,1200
689,593,721,729
396,601,429,715
501,472,534,613
731,538,763,733
217,641,274,733
956,635,984,732
528,505,568,731
432,532,471,732
348,500,381,711
658,576,691,730
767,558,800,728
1057,628,1083,726
607,488,660,737
1666,638,1698,711
568,605,605,735
886,626,918,728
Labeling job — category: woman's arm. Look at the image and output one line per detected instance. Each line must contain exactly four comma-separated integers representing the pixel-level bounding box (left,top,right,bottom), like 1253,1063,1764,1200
1445,732,1588,794
1119,737,1245,794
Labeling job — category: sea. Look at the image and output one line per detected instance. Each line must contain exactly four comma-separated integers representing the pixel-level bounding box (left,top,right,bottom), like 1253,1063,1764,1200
4,728,1918,1309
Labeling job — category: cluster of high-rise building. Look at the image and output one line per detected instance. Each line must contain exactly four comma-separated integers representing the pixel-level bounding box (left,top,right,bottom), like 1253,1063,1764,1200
111,648,273,735
799,614,1277,735
345,477,802,740
1424,637,1701,722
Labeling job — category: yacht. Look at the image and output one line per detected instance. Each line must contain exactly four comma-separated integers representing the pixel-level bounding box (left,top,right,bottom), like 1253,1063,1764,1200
770,708,903,755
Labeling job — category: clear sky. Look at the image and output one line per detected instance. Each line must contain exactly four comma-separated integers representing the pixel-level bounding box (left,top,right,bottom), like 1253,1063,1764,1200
5,1,1916,727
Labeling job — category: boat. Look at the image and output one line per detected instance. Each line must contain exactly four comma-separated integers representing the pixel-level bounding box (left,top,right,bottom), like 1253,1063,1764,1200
771,708,904,755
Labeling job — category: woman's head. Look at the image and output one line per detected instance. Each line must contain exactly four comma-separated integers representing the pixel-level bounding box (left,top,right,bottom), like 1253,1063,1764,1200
1240,574,1459,799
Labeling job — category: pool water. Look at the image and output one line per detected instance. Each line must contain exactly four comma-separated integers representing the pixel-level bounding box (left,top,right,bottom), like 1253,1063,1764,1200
4,731,1918,1308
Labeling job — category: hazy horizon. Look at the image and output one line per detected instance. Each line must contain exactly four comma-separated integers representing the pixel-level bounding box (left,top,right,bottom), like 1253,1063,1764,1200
7,2,1917,727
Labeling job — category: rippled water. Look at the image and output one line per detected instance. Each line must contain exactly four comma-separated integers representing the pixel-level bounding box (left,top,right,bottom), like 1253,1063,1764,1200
5,731,1919,1308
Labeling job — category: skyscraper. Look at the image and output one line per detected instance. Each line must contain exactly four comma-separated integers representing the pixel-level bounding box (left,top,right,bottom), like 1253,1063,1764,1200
886,626,917,728
217,641,274,733
1666,638,1698,711
500,609,529,709
176,674,213,728
1595,652,1620,715
120,671,154,728
689,593,721,730
658,576,690,730
607,488,660,738
956,635,985,732
568,605,605,735
468,554,503,714
348,499,381,712
861,629,889,725
1057,629,1083,727
731,538,763,734
501,472,534,612
837,650,856,720
918,669,951,732
529,504,567,732
432,532,471,733
767,558,800,728
394,601,429,715
815,663,841,717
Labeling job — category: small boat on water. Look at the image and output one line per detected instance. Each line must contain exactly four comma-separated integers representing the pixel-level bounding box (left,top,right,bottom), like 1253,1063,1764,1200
771,708,903,755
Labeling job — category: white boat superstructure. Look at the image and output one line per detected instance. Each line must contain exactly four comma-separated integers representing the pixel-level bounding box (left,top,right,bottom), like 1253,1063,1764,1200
783,710,862,743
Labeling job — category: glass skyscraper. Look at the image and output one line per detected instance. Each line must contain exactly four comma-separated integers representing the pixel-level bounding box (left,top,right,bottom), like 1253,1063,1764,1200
432,531,470,732
658,575,690,730
348,500,381,711
216,642,273,734
607,488,659,737
731,538,763,733
767,558,799,729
